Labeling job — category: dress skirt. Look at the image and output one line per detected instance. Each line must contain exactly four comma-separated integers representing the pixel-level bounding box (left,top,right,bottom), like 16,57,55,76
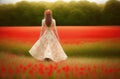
29,29,67,62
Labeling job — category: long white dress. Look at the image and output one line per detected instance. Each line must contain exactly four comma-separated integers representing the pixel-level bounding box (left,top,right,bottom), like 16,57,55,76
29,19,67,62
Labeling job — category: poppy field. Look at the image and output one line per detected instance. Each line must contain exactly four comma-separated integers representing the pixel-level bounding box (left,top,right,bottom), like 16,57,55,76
0,52,120,79
0,26,120,79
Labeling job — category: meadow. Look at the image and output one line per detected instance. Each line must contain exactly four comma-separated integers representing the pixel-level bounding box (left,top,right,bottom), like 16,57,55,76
0,26,120,79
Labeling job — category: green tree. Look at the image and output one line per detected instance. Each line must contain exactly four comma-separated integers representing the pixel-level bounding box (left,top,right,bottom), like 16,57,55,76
0,0,120,26
103,0,120,25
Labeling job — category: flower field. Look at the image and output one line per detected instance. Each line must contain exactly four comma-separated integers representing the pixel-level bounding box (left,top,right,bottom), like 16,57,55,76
0,26,120,79
0,52,120,79
1,26,120,44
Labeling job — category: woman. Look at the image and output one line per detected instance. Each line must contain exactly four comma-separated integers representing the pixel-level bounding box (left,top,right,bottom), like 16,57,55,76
29,9,67,62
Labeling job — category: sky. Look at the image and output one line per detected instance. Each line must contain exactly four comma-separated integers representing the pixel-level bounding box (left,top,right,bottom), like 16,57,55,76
0,0,109,4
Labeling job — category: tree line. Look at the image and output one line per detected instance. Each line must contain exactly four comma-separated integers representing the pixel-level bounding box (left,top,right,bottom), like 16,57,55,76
0,0,120,26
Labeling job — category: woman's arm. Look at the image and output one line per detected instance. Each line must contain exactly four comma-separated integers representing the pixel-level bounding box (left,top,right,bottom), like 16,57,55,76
40,19,45,37
53,19,59,41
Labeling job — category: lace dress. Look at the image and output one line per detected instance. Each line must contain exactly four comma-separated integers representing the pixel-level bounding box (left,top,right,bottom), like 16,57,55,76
29,19,67,62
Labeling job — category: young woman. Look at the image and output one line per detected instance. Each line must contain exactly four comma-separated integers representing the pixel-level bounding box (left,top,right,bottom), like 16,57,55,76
29,9,67,62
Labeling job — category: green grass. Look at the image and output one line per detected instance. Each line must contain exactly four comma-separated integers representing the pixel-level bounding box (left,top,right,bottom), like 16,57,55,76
62,41,120,58
0,39,120,58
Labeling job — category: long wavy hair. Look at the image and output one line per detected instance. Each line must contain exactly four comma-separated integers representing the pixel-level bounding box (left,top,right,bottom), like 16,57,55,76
44,9,52,27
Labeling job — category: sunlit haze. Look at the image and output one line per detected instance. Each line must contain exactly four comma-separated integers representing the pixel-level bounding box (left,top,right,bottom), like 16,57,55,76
0,0,109,4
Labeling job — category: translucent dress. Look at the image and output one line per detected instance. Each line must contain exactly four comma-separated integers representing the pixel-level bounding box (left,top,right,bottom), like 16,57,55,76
29,19,67,62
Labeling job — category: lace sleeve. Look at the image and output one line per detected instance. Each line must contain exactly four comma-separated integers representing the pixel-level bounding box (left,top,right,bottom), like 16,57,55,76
40,19,46,37
53,19,59,41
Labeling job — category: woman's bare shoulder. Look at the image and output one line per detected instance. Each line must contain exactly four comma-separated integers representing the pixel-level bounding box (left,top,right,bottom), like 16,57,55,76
52,19,56,22
42,19,45,22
